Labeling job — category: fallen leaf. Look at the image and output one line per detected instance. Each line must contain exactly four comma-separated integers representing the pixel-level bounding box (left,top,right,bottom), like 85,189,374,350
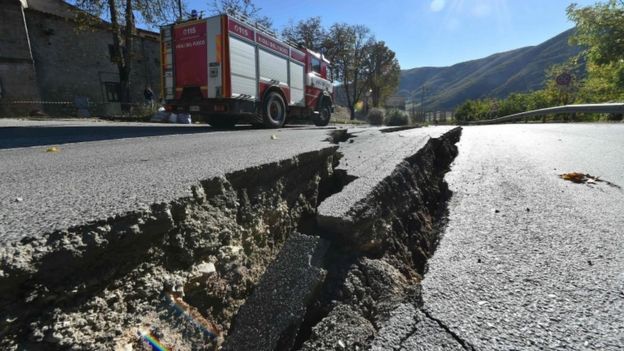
559,172,621,189
560,172,585,183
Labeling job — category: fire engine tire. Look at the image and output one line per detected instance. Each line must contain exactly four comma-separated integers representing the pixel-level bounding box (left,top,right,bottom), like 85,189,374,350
262,92,286,128
313,103,331,127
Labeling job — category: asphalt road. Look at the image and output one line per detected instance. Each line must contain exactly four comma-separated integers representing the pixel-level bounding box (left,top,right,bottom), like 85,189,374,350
2,120,622,349
381,124,624,350
0,119,343,242
318,126,455,224
0,118,256,149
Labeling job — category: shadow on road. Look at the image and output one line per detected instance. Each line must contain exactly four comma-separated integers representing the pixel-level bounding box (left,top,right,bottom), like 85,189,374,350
0,125,258,149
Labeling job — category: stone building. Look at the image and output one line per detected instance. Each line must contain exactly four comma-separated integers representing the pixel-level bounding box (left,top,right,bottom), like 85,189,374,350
0,0,161,116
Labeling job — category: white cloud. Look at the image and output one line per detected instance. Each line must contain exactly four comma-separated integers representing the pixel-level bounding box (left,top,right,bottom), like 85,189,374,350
430,0,446,12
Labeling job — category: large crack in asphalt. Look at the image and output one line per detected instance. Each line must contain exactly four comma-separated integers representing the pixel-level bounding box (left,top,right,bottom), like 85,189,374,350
0,147,339,350
0,127,462,350
292,128,462,351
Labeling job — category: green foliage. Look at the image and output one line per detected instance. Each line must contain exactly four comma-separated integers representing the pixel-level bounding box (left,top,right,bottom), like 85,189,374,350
541,57,583,106
367,108,385,126
568,0,624,103
385,109,410,126
281,17,326,52
568,1,624,66
364,41,401,108
455,1,624,123
211,0,273,29
325,23,373,119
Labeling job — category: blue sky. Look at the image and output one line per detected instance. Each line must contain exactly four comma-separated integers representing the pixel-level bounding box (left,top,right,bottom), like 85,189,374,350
184,0,598,69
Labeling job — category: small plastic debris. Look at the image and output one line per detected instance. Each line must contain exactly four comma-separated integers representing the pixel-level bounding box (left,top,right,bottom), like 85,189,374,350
14,197,23,203
337,340,346,349
270,134,278,140
46,146,60,153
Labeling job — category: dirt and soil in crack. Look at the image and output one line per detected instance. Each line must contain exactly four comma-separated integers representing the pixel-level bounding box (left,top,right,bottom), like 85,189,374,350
0,128,461,350
0,147,339,350
292,129,462,351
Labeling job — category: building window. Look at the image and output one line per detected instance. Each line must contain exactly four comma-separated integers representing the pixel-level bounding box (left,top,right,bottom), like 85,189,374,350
103,82,120,102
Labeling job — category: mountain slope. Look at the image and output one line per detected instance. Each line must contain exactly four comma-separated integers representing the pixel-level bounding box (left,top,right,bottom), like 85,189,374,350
399,29,582,110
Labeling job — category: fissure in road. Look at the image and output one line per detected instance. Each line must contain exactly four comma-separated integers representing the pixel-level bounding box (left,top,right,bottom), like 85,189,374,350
0,127,461,350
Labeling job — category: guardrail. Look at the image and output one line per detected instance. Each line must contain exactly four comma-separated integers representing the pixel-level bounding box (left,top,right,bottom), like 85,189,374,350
469,103,624,125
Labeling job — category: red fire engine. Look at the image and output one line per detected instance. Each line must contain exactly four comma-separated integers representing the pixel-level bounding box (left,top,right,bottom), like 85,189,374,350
160,14,334,128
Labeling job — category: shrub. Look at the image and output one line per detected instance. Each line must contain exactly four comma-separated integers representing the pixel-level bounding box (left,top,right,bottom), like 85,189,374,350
367,108,385,126
386,109,410,126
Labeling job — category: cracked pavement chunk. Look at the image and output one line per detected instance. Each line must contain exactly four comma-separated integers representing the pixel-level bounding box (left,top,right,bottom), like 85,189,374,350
300,304,376,351
0,125,468,349
0,128,334,242
0,136,339,349
317,126,460,251
223,232,328,351
298,127,462,350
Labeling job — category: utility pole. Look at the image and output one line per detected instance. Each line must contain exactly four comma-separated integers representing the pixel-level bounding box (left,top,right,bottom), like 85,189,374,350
177,0,183,20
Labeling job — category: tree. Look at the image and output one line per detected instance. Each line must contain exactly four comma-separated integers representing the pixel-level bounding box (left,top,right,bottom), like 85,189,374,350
568,1,624,66
363,41,400,107
454,100,478,123
210,0,273,30
281,17,326,51
73,0,181,110
325,23,373,119
568,1,624,101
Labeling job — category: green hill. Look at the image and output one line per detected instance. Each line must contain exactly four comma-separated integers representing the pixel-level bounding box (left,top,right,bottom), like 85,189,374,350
399,29,582,110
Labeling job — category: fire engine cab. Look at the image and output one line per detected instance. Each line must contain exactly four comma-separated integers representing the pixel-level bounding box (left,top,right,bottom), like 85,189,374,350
160,14,334,128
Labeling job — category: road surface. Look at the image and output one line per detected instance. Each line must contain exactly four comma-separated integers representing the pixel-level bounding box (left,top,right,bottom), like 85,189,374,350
377,123,624,350
1,120,622,350
0,120,342,242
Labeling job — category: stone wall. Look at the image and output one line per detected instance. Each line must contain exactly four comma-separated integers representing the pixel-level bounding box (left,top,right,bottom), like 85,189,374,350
0,0,162,116
0,0,41,115
25,8,161,114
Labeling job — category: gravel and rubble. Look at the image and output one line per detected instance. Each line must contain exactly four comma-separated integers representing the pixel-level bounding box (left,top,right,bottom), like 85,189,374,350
0,147,339,349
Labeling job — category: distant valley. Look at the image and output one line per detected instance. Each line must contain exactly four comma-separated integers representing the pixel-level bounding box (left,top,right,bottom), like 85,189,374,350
398,29,582,111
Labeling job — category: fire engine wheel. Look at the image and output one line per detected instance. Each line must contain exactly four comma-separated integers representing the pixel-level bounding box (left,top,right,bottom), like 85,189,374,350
263,92,286,128
313,104,331,127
